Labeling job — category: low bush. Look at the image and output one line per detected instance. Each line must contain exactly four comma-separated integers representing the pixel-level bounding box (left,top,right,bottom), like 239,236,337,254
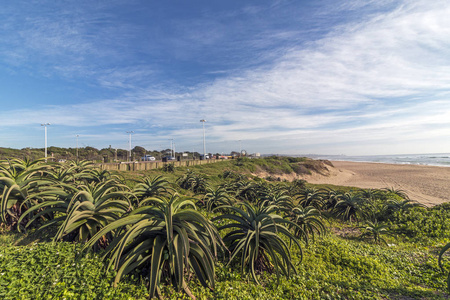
388,204,450,242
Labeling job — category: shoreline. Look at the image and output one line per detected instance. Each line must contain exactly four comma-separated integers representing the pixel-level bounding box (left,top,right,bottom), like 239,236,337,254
304,160,450,206
328,159,450,168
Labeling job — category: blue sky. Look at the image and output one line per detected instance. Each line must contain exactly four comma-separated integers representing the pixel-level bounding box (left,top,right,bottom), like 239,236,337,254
1,0,450,155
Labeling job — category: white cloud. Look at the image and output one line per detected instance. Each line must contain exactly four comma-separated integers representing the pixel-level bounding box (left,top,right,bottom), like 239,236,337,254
189,0,450,153
2,0,450,155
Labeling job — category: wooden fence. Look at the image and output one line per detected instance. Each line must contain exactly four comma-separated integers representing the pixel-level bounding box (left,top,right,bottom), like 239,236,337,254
94,159,218,172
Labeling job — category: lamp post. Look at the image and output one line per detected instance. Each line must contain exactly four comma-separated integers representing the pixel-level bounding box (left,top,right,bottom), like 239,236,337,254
126,131,134,162
169,139,174,158
41,123,51,161
76,135,79,161
173,141,176,159
200,119,206,158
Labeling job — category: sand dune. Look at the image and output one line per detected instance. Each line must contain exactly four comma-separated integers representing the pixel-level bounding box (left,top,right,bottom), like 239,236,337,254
304,161,450,206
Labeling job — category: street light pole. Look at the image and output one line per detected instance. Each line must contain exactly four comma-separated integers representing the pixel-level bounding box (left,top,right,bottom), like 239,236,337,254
169,139,174,158
200,119,206,158
41,123,51,162
126,131,134,162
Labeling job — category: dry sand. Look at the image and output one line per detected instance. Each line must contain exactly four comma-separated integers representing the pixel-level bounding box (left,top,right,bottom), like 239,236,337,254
304,161,450,206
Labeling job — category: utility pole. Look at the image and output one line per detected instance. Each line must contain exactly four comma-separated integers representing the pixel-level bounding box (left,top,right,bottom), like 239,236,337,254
200,119,206,158
169,139,174,158
126,131,134,162
41,123,51,162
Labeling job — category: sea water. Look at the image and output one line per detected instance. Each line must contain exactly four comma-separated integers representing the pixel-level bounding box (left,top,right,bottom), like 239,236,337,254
306,153,450,167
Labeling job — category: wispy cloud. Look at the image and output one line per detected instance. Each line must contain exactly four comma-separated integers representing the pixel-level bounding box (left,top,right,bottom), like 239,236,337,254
0,1,145,79
1,0,450,155
188,0,450,153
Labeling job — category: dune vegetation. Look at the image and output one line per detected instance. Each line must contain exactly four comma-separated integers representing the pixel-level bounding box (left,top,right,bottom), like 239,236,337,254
1,156,449,299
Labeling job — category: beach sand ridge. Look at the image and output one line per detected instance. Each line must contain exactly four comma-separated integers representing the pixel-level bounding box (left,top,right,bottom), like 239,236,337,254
303,161,450,206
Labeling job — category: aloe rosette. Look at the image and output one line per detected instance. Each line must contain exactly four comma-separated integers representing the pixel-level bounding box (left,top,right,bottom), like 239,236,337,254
83,193,224,299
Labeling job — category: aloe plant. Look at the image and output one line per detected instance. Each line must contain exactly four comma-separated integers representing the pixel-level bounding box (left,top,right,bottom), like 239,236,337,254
439,242,450,292
83,193,223,299
202,186,234,212
286,179,307,196
357,188,382,201
43,163,77,184
295,187,326,209
0,158,53,227
322,188,343,211
177,171,209,194
132,175,172,205
222,170,247,181
85,168,122,183
382,187,410,200
68,159,95,171
289,205,326,244
333,192,368,223
257,187,294,215
384,198,425,213
358,220,393,245
64,160,96,181
234,181,261,203
213,202,302,285
19,179,131,244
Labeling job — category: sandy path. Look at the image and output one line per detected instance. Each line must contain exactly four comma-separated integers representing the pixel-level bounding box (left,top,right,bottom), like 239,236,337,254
304,161,450,206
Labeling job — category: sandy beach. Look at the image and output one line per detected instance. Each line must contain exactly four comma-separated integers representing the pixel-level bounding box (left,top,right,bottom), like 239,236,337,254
304,161,450,206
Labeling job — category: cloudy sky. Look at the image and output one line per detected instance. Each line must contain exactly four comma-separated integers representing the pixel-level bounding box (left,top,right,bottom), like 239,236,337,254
1,0,450,155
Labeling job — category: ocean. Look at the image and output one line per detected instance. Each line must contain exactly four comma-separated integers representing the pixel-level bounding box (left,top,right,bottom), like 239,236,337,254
305,153,450,167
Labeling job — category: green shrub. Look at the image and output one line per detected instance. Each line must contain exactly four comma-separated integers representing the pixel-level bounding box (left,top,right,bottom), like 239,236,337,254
388,204,450,241
162,163,175,173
